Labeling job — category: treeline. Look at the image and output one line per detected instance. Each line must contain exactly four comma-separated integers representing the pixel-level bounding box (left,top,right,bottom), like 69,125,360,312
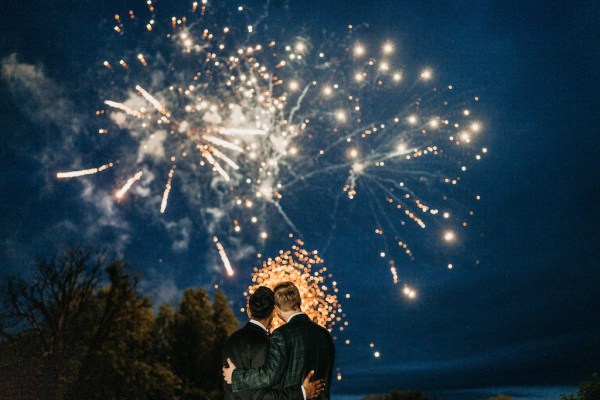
364,378,600,400
363,390,436,400
0,248,238,400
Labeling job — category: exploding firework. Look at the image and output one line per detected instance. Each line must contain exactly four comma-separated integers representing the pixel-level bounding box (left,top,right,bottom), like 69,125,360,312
246,241,343,331
57,1,487,282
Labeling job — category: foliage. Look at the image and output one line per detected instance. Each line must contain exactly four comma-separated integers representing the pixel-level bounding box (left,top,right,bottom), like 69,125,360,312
562,374,600,400
0,247,239,400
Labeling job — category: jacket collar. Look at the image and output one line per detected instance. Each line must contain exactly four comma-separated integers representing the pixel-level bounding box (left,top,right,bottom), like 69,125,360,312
287,312,306,323
286,312,309,325
248,319,269,333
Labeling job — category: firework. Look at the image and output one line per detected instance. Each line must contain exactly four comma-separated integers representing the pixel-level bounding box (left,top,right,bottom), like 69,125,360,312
58,1,487,285
247,241,342,331
56,162,113,179
115,170,143,199
214,236,234,276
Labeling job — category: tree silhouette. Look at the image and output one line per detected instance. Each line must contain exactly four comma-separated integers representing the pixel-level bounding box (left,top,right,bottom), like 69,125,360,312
0,247,239,400
0,247,103,399
70,262,181,400
210,290,239,391
562,374,600,400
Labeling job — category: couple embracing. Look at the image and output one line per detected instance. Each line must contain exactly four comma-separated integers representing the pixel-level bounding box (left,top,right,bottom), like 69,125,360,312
223,282,335,399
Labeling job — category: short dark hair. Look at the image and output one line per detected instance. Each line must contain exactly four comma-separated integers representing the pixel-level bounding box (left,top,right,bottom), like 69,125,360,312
274,281,301,312
249,286,275,320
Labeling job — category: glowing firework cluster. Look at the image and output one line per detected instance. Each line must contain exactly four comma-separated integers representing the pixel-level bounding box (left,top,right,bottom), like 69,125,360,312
246,241,343,331
56,1,487,283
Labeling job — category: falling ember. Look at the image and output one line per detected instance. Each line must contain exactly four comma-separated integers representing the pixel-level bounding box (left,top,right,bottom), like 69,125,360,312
219,128,266,136
389,260,398,284
209,147,240,170
382,41,394,54
444,230,456,242
115,171,143,199
104,100,144,118
135,85,167,115
214,236,235,276
160,167,175,213
137,53,148,67
199,147,231,181
202,135,244,152
56,162,114,179
248,240,342,331
402,285,417,299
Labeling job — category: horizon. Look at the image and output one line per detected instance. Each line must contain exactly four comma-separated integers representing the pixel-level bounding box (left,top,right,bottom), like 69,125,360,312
333,385,577,400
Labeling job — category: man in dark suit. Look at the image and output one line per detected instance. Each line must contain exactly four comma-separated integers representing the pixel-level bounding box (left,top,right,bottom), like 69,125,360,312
223,286,324,400
224,282,335,400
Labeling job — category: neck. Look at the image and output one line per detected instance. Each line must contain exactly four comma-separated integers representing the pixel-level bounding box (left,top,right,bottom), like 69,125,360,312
254,318,271,330
280,309,302,322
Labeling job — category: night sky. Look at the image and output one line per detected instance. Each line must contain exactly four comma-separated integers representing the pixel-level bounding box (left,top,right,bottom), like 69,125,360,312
1,1,599,399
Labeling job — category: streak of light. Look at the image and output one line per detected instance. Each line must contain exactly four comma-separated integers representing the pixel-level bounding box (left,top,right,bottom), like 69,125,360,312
56,162,114,179
214,236,235,276
160,167,175,213
115,171,143,199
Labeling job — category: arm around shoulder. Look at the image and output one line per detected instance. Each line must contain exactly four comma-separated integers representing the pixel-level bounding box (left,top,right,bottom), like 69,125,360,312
232,330,288,391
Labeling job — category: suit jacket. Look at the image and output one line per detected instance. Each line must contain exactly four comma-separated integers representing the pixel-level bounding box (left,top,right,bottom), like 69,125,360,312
232,314,336,400
223,322,305,400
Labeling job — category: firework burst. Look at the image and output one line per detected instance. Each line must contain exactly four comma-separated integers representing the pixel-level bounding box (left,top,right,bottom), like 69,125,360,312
246,241,343,331
57,1,487,283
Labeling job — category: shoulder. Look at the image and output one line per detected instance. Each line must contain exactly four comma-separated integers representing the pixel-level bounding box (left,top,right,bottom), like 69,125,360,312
307,320,335,344
276,314,314,337
226,323,263,344
310,320,332,335
271,324,291,344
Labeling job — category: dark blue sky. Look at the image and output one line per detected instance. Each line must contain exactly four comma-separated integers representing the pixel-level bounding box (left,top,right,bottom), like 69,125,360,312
1,1,599,399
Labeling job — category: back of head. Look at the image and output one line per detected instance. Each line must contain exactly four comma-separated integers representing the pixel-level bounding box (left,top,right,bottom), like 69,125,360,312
249,286,275,320
273,281,302,312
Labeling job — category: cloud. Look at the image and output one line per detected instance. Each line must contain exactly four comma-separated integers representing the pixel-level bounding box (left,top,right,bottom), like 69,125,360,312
202,207,226,234
107,94,147,130
78,178,131,254
141,267,181,306
137,129,167,162
203,109,223,125
164,218,193,251
133,166,155,197
0,54,133,258
227,238,256,263
1,54,83,135
1,53,95,199
109,111,127,127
